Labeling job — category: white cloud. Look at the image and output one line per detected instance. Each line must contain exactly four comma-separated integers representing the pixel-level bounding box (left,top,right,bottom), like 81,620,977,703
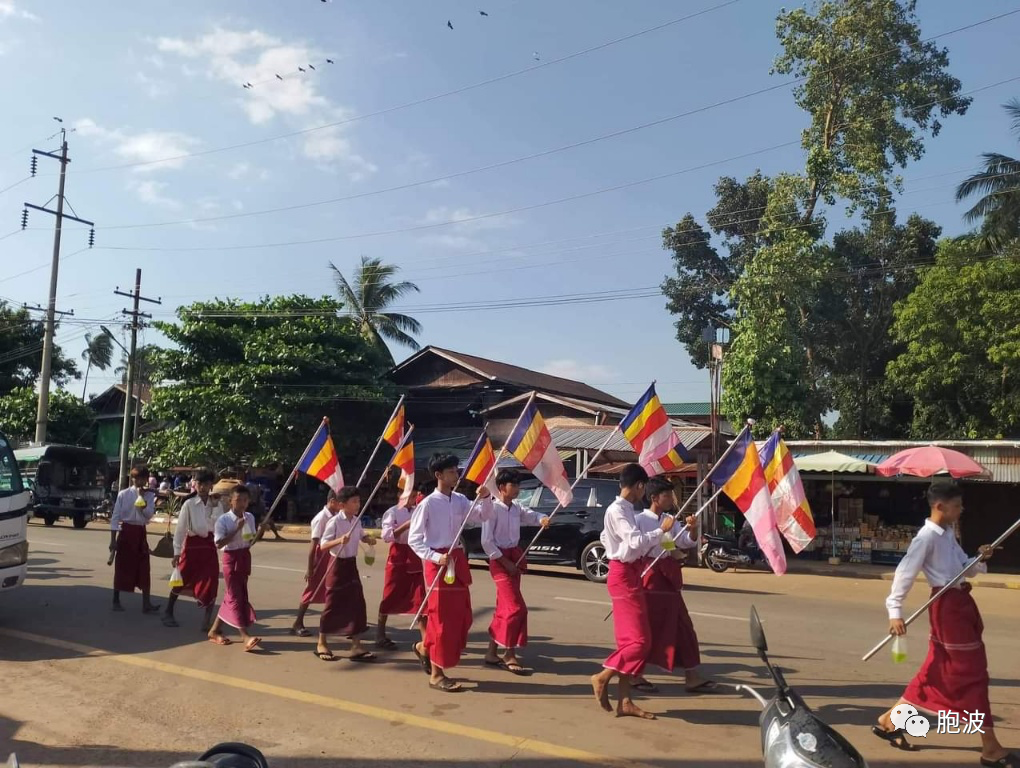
418,206,515,250
155,26,373,177
128,179,182,210
74,118,200,172
540,360,613,383
0,1,39,21
134,71,171,99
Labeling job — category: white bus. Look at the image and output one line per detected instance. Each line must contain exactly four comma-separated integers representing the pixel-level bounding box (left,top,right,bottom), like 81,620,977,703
0,432,30,593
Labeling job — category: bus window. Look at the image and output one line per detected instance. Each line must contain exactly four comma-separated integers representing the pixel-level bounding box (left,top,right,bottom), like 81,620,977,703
0,438,24,495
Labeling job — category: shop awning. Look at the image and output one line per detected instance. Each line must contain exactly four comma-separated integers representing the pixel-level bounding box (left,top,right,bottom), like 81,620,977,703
794,451,874,474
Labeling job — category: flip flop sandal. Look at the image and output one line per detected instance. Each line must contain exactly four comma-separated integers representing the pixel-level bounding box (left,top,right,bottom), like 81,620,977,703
208,635,232,646
244,637,263,653
161,616,180,628
375,637,399,650
503,662,530,677
871,725,914,751
634,680,659,693
413,644,432,675
143,604,162,614
982,754,1020,768
349,651,377,663
685,680,719,693
314,650,337,661
484,659,506,668
290,627,312,638
429,678,462,692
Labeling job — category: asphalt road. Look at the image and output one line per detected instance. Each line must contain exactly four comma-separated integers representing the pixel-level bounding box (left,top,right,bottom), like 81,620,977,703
1,520,1017,768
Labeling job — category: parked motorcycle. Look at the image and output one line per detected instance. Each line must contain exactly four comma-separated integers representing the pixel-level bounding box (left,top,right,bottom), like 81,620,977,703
6,743,269,768
735,606,868,768
700,533,772,573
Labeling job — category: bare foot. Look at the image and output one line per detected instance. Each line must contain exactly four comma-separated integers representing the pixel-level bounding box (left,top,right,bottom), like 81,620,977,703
617,699,656,720
591,674,612,712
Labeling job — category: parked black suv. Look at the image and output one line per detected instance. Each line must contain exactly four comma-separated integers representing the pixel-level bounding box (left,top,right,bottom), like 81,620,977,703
461,478,623,583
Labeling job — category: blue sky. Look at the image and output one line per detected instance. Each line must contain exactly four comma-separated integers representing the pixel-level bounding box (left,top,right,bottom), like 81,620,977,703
0,0,1017,406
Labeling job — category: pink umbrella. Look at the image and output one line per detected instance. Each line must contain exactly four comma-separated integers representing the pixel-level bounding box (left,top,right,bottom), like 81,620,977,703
875,445,988,478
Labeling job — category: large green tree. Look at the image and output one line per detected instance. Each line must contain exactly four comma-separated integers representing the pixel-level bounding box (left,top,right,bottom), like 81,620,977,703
0,301,78,396
81,330,114,401
774,0,970,221
955,98,1020,251
887,238,1020,438
810,214,941,437
134,295,390,468
0,387,96,446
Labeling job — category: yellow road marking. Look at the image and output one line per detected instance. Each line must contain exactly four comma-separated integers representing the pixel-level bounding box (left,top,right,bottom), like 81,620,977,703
0,628,649,768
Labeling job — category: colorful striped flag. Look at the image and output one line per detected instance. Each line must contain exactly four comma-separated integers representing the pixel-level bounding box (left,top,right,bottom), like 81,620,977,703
296,422,345,493
506,403,573,507
464,431,498,495
392,438,415,506
382,404,405,449
759,431,815,553
620,383,690,475
709,432,786,575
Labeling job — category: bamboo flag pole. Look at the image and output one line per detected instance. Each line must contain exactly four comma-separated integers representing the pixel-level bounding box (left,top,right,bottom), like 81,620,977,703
408,397,538,629
253,417,329,547
862,514,1020,662
514,424,622,567
355,395,406,488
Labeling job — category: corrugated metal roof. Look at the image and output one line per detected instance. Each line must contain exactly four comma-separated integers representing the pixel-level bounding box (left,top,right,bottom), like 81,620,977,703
663,402,711,417
549,424,710,454
786,441,1020,484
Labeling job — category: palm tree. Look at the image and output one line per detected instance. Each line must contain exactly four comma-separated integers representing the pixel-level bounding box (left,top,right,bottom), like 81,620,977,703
81,330,114,401
329,256,422,363
115,344,158,388
956,98,1020,252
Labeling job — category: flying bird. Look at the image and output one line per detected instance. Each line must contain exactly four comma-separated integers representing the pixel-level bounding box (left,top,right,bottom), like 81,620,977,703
308,64,316,70
53,117,63,123
480,10,489,15
447,20,454,29
326,58,335,64
276,74,284,80
242,82,253,89
298,66,306,72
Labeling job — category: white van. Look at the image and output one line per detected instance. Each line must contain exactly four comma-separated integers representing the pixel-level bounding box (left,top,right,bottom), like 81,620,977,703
0,432,30,592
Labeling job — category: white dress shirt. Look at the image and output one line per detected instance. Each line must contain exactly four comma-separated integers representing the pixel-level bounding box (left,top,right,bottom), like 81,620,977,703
321,513,364,559
636,509,697,558
600,496,663,563
481,499,547,560
111,487,156,531
173,494,224,556
409,489,495,564
214,510,257,551
886,519,987,619
309,506,336,540
381,505,413,545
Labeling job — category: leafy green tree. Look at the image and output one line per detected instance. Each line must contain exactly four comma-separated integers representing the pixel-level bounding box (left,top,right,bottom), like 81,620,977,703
0,387,95,446
811,215,941,437
330,257,422,364
134,295,390,468
0,301,78,396
955,98,1020,252
888,238,1020,437
774,0,970,220
81,330,114,401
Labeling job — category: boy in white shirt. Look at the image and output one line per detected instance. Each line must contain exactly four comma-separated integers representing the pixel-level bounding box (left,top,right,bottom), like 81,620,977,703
164,468,222,630
291,490,342,637
208,485,261,652
110,465,160,614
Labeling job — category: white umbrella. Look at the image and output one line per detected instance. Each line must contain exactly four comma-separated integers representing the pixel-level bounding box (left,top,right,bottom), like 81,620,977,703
794,451,874,562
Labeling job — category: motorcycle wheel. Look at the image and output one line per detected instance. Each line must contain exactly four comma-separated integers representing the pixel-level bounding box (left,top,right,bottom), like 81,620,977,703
705,546,729,573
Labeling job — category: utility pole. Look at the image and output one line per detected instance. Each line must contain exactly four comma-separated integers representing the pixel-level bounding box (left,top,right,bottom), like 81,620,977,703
23,123,94,444
115,270,161,489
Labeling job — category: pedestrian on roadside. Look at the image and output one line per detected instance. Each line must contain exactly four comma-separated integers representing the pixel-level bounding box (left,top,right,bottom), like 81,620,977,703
110,465,161,615
208,485,261,652
375,487,427,651
164,468,222,631
874,481,1015,765
291,489,342,637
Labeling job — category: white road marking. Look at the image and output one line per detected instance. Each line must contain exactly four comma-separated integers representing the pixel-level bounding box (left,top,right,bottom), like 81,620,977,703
29,540,67,548
554,596,749,622
254,564,306,574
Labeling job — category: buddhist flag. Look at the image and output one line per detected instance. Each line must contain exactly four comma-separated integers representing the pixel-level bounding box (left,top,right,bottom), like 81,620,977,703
296,422,345,493
759,431,815,553
382,404,405,449
710,432,786,575
620,384,691,475
393,439,415,506
506,403,573,507
464,431,498,495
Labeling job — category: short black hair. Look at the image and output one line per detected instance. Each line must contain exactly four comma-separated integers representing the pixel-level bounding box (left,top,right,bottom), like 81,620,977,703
927,481,963,507
195,468,215,485
130,465,150,479
231,484,250,498
337,486,361,503
496,468,521,488
645,477,673,499
327,489,341,503
620,463,649,490
429,453,459,477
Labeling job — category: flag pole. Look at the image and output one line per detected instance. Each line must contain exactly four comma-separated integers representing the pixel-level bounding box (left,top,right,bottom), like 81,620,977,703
355,394,406,488
306,427,415,602
253,417,328,547
408,397,537,629
515,424,621,567
862,514,1020,662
